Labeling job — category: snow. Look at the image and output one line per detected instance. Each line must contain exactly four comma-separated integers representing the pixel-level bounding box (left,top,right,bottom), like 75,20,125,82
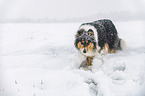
0,21,145,96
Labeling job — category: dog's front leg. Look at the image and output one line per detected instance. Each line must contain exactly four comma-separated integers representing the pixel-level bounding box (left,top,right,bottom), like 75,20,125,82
103,43,110,53
87,57,93,66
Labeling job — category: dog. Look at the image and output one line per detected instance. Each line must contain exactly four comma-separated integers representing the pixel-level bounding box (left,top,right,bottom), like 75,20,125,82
74,19,126,68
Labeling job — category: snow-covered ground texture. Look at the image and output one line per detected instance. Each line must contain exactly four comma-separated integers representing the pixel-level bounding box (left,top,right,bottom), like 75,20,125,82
0,21,145,96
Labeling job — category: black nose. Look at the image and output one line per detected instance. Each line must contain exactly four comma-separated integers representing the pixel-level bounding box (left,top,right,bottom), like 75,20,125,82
83,49,86,53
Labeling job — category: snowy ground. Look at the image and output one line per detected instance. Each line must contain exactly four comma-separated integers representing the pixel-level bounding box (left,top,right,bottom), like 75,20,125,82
0,21,145,96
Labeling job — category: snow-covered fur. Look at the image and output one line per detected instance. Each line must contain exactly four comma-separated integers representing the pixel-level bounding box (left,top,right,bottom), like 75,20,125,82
75,19,125,55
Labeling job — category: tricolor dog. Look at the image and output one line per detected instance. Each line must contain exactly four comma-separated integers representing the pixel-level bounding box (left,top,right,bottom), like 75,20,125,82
74,19,126,67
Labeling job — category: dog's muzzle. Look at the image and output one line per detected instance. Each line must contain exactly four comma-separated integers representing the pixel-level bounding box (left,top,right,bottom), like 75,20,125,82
83,48,86,53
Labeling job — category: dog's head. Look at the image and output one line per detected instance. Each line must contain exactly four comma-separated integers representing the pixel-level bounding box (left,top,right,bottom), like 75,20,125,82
75,29,97,56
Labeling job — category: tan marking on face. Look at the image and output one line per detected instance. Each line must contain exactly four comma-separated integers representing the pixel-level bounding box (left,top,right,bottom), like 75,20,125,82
81,45,84,49
86,41,88,43
82,41,84,43
77,42,84,49
86,43,94,52
77,42,81,48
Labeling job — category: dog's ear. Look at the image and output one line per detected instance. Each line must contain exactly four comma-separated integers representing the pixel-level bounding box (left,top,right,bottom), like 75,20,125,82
74,37,81,49
77,29,84,36
88,29,94,36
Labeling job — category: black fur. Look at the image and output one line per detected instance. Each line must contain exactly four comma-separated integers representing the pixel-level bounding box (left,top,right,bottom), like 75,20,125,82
79,19,121,50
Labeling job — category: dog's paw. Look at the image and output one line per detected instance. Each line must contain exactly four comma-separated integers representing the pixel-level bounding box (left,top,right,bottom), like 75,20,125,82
79,60,88,68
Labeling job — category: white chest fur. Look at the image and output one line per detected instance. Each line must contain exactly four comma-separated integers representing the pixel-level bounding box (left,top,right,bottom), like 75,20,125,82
79,48,97,57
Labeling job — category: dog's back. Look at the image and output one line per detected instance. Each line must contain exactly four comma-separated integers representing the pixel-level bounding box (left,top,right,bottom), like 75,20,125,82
96,19,126,50
80,19,125,51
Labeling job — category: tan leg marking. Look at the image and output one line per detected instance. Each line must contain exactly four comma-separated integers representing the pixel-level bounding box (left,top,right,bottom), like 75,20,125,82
87,57,93,66
110,49,116,53
103,43,110,53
